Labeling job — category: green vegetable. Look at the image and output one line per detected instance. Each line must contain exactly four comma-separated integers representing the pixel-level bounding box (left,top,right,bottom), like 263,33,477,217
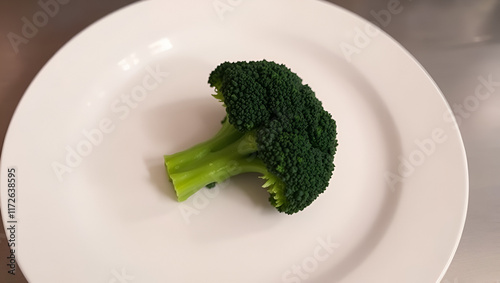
164,60,338,214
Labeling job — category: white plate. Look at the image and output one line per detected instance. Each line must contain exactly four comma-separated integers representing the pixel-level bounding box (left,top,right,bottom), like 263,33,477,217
1,0,468,282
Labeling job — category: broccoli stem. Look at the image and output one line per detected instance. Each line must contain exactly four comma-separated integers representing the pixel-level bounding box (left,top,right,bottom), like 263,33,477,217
164,123,268,202
164,118,244,173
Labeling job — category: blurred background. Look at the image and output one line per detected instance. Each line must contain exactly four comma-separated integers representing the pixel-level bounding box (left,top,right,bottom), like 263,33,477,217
0,0,499,282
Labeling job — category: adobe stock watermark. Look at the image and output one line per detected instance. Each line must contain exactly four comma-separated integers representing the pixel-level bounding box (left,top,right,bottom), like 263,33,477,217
7,0,70,54
212,0,243,20
340,0,411,62
108,267,134,283
385,128,448,191
443,74,500,128
178,133,258,224
281,235,340,283
51,65,169,182
386,73,498,191
178,180,223,225
178,160,242,225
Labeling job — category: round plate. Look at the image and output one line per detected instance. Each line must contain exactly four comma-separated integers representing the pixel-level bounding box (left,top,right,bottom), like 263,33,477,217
1,0,468,282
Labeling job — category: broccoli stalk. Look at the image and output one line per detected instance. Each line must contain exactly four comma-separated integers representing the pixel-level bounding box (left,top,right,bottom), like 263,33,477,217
165,121,262,201
164,118,242,173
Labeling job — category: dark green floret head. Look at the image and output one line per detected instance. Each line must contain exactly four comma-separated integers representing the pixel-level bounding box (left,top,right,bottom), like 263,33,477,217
208,60,306,132
256,111,336,214
164,60,338,214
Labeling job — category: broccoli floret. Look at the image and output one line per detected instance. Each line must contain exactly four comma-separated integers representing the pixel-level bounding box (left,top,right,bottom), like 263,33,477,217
164,60,338,214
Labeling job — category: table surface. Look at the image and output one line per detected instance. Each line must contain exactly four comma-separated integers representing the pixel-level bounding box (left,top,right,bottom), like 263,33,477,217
0,1,499,282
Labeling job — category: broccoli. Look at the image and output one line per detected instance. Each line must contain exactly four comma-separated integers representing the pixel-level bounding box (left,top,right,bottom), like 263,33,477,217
164,60,338,214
